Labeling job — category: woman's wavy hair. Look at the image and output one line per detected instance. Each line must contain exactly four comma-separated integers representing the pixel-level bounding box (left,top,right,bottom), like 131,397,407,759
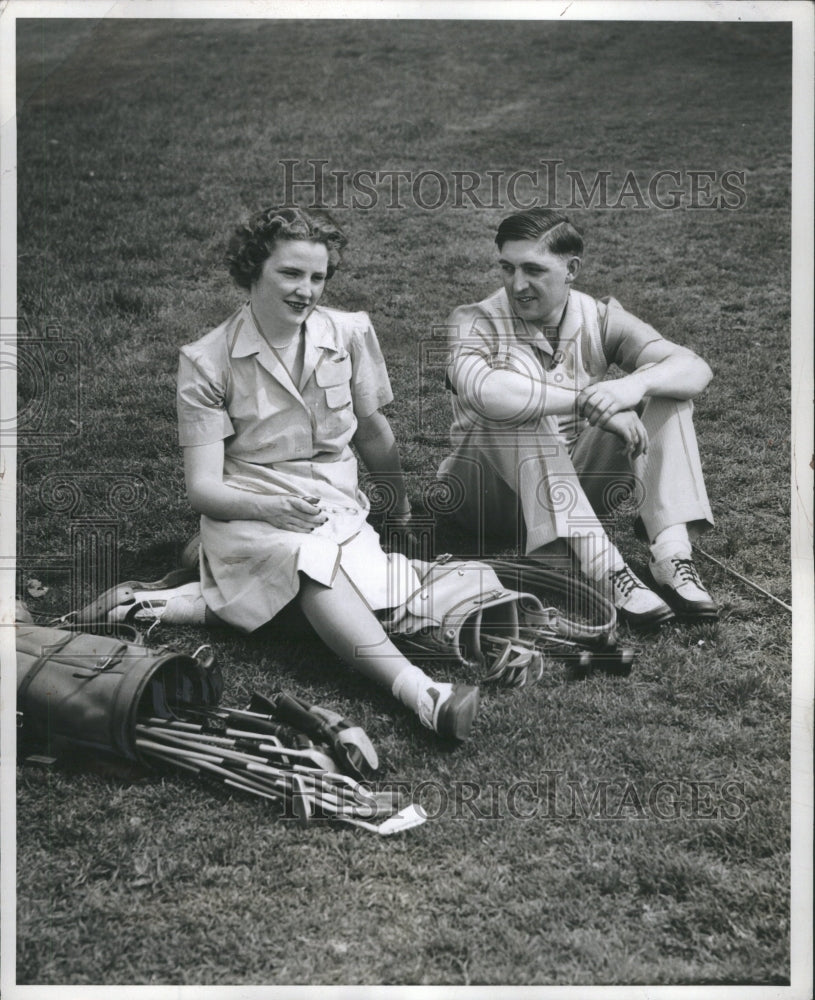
225,206,348,290
495,207,583,258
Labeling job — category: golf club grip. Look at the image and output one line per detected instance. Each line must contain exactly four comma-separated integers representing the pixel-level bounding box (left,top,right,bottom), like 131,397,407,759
220,710,283,739
271,693,328,742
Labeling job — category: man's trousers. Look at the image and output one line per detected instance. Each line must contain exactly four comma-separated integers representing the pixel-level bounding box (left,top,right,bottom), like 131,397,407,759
437,398,714,555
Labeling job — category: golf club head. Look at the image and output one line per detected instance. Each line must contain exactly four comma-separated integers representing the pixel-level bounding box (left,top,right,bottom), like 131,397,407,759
306,747,342,771
334,727,379,778
317,792,397,821
259,743,339,772
290,774,313,827
375,804,428,836
306,703,346,729
328,785,402,821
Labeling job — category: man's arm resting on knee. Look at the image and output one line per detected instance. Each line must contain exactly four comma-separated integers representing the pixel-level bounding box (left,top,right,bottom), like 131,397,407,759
449,352,580,424
579,341,713,429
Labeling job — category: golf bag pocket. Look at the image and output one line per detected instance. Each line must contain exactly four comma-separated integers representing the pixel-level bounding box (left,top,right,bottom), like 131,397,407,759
382,558,545,670
16,624,222,760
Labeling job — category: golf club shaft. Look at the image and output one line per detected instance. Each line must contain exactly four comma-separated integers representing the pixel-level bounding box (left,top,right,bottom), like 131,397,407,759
135,726,270,765
139,724,362,797
694,545,792,612
140,746,202,774
139,733,405,826
136,737,221,764
144,717,203,732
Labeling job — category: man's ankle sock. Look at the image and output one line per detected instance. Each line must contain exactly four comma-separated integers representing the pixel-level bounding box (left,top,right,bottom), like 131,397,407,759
650,524,692,563
570,534,626,583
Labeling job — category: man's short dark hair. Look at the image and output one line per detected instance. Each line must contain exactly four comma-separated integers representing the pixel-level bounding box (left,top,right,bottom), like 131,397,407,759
495,208,583,258
226,206,348,290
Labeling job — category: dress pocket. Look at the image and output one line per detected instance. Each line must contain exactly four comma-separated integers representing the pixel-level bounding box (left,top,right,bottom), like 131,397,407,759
315,355,352,387
324,382,352,409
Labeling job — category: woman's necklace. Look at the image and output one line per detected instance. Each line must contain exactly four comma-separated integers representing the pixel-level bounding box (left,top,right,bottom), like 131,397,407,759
268,330,306,388
251,304,306,387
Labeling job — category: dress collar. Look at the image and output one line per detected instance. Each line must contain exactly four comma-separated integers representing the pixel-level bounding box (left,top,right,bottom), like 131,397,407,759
229,304,342,397
230,303,340,358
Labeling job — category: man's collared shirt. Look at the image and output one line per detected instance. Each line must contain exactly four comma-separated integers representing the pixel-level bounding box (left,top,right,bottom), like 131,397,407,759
446,287,667,444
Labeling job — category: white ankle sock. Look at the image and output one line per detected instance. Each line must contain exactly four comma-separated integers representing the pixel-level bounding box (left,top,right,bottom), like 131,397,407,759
570,534,626,583
650,524,691,563
391,666,451,727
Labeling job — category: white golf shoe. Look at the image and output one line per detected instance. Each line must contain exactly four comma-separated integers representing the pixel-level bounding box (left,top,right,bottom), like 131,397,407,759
606,564,675,630
649,555,719,622
417,683,480,741
107,581,207,626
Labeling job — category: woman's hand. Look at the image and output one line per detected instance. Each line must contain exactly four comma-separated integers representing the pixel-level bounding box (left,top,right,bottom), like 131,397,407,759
260,494,328,532
184,441,329,530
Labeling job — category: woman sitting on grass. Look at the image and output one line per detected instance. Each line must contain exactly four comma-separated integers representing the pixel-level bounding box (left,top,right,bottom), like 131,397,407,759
120,206,478,741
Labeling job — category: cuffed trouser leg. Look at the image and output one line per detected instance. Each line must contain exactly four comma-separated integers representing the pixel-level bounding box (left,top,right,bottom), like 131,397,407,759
569,397,714,543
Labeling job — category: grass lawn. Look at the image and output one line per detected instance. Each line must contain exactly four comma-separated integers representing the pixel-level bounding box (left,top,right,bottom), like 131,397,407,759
10,13,798,987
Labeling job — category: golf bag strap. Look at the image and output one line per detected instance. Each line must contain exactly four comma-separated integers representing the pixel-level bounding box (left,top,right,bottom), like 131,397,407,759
57,619,145,645
485,558,617,642
16,624,223,760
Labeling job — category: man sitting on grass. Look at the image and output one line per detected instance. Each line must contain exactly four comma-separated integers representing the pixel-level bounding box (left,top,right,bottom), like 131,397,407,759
437,207,718,629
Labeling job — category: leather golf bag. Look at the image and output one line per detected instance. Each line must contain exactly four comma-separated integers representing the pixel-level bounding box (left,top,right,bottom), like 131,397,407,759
383,556,626,685
16,624,222,760
382,558,548,684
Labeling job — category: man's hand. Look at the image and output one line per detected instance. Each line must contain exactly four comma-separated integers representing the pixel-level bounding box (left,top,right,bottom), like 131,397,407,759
600,410,649,459
579,377,644,427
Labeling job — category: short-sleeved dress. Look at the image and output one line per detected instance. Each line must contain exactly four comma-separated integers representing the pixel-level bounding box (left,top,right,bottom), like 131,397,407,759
177,303,418,632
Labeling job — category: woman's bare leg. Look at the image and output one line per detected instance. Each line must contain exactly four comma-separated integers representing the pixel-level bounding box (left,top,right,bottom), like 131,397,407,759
298,571,479,740
105,569,479,739
298,574,410,686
